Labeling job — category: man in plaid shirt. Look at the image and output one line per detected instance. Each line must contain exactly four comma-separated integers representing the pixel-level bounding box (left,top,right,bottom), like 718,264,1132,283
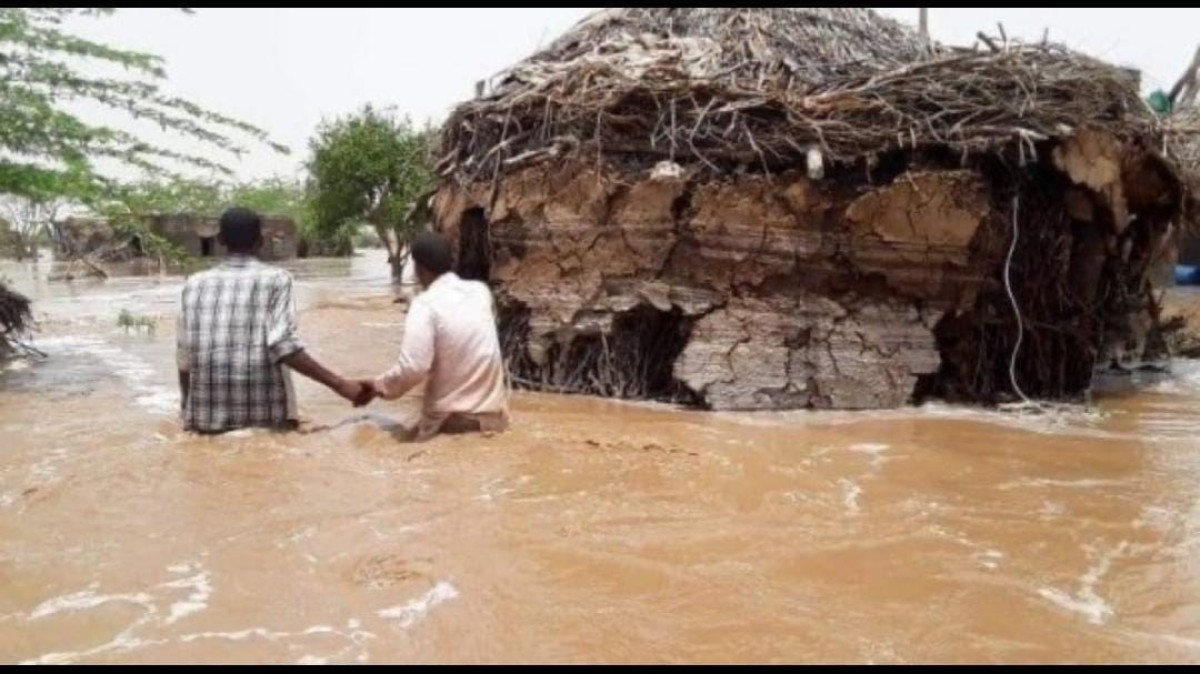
177,208,372,433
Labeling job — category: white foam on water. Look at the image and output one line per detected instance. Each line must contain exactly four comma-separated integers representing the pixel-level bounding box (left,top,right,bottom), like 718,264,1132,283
277,526,318,550
22,634,163,665
29,447,69,484
999,478,1124,491
1036,542,1126,625
1133,505,1176,532
22,586,164,664
848,443,890,469
377,581,459,628
29,587,155,620
1040,500,1067,518
21,560,219,663
160,566,213,625
33,335,177,415
976,550,1004,570
1147,360,1200,396
181,625,335,642
178,618,376,663
1037,587,1113,626
476,476,528,502
838,479,862,513
1154,633,1200,649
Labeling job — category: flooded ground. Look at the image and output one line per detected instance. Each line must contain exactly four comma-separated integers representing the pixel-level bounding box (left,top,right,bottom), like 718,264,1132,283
2,250,1200,663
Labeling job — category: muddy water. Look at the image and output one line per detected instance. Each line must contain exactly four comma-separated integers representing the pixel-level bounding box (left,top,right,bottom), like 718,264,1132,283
2,251,1200,663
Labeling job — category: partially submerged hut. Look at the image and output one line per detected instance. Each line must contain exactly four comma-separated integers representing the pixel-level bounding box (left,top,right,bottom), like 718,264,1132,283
434,7,1185,410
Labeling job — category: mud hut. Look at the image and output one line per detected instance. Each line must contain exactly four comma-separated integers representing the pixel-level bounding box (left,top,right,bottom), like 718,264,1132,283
434,7,1185,410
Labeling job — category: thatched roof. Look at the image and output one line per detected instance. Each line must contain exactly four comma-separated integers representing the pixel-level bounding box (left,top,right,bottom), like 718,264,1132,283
1167,107,1200,176
440,7,1158,183
527,8,932,86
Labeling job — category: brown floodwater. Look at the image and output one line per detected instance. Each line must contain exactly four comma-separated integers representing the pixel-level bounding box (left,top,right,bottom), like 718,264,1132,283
3,249,1200,664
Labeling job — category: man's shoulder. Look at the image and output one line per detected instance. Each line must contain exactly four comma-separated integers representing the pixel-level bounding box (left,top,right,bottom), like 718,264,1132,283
453,275,493,299
224,260,294,286
183,260,292,292
254,263,294,286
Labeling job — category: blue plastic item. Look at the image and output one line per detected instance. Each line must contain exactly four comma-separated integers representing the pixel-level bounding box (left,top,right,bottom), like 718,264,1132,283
1175,265,1200,285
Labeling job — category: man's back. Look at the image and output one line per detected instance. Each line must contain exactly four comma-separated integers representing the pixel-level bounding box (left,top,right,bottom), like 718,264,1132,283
177,256,304,432
419,273,507,415
374,271,508,438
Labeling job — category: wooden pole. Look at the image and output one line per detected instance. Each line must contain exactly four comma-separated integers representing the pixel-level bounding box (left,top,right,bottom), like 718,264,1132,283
1169,45,1200,109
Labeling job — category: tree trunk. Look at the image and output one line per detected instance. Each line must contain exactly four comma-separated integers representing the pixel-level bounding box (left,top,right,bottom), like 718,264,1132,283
389,245,411,281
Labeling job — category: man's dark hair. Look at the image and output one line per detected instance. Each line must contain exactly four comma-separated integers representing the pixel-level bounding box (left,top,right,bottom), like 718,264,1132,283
411,231,453,276
218,207,262,252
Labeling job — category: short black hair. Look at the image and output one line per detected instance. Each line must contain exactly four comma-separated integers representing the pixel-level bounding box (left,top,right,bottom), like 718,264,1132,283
411,231,453,276
218,207,262,252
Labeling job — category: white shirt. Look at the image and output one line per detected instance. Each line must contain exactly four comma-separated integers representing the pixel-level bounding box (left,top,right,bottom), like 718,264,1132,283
374,272,509,434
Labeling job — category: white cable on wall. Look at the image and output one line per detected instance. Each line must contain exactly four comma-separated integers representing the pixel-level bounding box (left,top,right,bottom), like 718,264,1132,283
1004,194,1032,405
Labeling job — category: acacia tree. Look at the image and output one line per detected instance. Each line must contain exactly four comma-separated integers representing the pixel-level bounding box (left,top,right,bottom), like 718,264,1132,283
0,8,287,229
0,8,286,354
305,105,434,275
102,176,307,221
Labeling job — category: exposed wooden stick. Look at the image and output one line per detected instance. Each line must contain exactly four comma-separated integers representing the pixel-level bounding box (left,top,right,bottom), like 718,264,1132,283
1169,44,1200,109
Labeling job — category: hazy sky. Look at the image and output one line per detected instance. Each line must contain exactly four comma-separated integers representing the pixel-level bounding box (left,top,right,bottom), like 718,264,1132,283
67,7,1200,181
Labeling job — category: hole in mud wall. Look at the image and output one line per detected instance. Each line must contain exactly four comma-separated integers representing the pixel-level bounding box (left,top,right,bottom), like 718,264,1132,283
497,301,533,379
199,236,215,257
501,303,699,405
457,207,491,283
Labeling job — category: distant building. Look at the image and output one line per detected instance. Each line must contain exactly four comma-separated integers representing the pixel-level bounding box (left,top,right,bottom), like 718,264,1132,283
147,214,298,261
54,213,299,261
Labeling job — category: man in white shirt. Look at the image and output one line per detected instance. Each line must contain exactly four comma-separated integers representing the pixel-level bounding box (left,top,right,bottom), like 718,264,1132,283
370,231,509,441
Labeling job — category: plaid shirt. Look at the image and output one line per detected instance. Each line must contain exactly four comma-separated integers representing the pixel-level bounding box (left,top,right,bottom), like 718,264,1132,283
176,256,305,432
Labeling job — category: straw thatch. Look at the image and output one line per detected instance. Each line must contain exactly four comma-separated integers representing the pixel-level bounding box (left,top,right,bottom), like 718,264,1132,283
1167,107,1200,168
434,8,1185,410
440,7,1155,184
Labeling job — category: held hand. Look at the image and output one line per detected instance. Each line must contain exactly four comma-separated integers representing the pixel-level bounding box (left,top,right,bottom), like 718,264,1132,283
351,379,378,408
335,379,371,407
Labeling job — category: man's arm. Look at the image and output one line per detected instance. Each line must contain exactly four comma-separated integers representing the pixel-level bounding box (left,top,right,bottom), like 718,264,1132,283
281,350,371,404
374,299,435,400
267,273,370,405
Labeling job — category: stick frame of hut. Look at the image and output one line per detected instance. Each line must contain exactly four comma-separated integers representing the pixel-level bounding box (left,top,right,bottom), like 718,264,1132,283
433,8,1186,410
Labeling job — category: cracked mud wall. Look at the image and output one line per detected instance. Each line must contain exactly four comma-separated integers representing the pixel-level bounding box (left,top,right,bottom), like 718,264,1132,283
435,163,992,410
435,136,1181,410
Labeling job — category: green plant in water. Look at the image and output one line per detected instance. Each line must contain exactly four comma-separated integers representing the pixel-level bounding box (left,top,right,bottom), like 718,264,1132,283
117,308,156,334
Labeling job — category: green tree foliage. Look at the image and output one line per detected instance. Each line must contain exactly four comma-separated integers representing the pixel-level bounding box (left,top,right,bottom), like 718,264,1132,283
305,105,434,275
0,8,286,209
104,177,308,221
